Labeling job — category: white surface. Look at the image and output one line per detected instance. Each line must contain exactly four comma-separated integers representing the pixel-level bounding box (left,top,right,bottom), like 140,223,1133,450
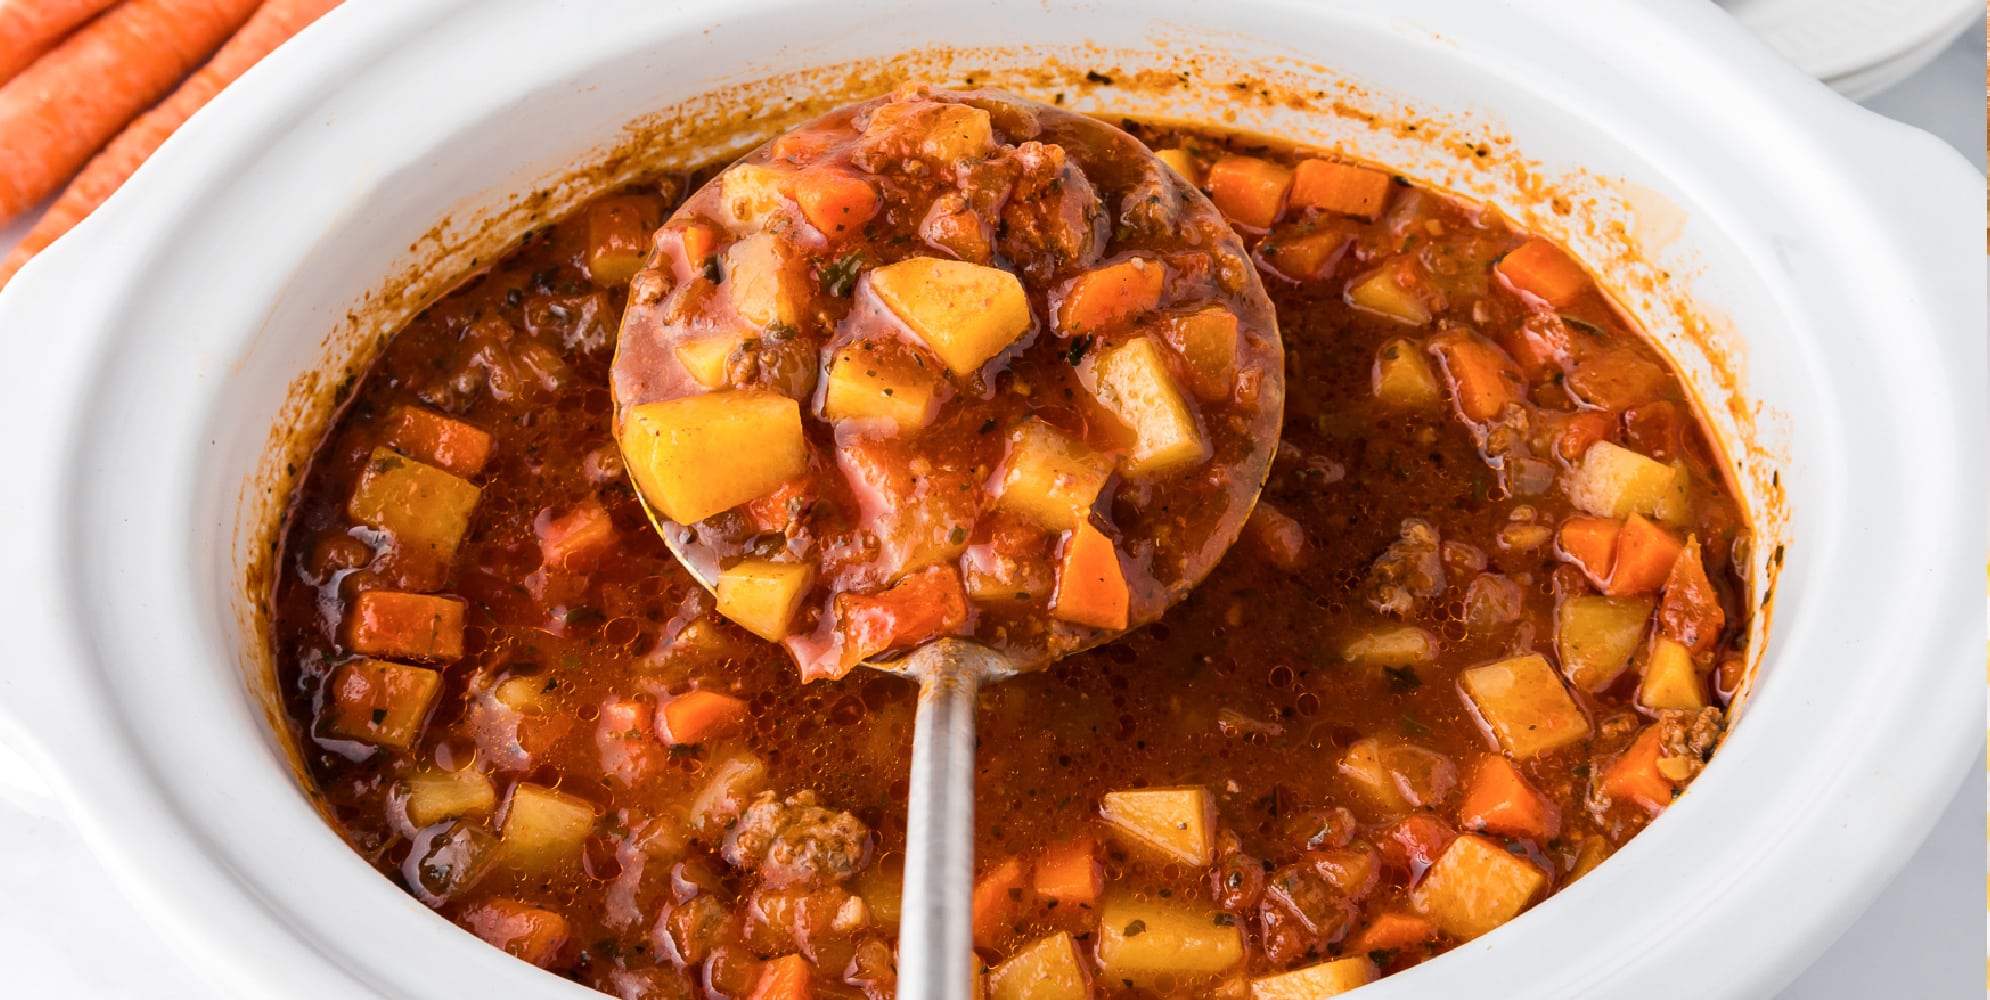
1721,0,1979,97
0,5,1980,999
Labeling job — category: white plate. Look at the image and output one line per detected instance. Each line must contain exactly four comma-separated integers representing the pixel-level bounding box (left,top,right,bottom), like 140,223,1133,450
1720,0,1981,97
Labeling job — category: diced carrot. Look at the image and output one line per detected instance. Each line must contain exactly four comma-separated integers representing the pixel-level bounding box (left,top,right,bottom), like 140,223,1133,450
344,590,466,662
1349,911,1437,954
1288,158,1393,220
1056,257,1165,335
970,856,1032,950
584,194,660,286
835,564,972,665
1494,237,1589,309
1031,837,1102,911
746,953,813,1000
1501,314,1575,376
743,477,811,533
382,405,494,478
1657,537,1725,655
534,498,617,574
323,658,442,749
1605,514,1683,596
769,127,839,164
1600,726,1674,814
1557,516,1621,587
788,166,879,236
675,222,720,281
1556,411,1616,462
1050,521,1129,631
462,898,572,970
1379,814,1456,876
659,690,749,746
1205,154,1293,229
1430,332,1522,423
1622,399,1684,461
1457,757,1560,841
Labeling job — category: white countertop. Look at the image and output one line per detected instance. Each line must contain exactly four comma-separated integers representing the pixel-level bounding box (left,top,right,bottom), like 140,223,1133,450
0,17,1981,1000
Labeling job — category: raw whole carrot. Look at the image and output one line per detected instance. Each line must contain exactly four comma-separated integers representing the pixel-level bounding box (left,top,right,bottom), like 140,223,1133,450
0,0,122,83
1,0,340,282
0,0,258,225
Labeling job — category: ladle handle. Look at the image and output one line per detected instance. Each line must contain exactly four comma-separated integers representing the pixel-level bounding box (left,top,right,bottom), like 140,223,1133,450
895,639,1006,1000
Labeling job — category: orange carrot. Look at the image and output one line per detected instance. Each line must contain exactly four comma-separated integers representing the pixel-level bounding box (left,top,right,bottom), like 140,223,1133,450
1556,410,1615,461
1288,158,1392,220
1030,837,1102,911
746,954,813,1000
1430,331,1522,423
1605,513,1683,597
2,0,339,282
1600,726,1674,814
658,690,748,746
1349,911,1437,954
1657,537,1725,654
344,590,467,662
382,405,493,478
786,165,877,236
1051,521,1129,630
1556,516,1621,586
1056,256,1165,335
1205,154,1292,229
836,564,972,665
1495,237,1589,308
0,0,123,83
1457,756,1560,841
970,856,1031,950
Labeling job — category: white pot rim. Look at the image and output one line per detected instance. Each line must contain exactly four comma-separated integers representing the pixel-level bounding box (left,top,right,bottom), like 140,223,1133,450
0,2,1980,998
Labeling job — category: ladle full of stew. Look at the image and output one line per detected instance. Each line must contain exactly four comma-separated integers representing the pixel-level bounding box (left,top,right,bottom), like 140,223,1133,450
610,86,1284,997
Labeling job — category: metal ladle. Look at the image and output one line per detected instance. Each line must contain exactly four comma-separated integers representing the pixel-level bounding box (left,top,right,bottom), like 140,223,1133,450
615,88,1284,999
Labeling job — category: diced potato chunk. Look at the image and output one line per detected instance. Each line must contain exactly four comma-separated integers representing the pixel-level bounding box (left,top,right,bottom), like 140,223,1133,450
1341,625,1439,669
1084,337,1208,475
987,931,1089,1000
619,391,807,524
725,232,802,328
675,336,737,389
323,657,442,749
1346,264,1431,324
1164,307,1241,401
1410,833,1548,939
1100,786,1214,865
1250,957,1378,999
719,163,788,229
1155,148,1199,183
346,448,482,563
585,195,658,286
405,769,497,828
1372,337,1441,408
1097,896,1243,981
1639,635,1706,710
995,421,1114,531
1459,654,1592,759
870,257,1031,375
715,559,814,641
1565,441,1692,525
1556,595,1653,692
822,348,943,429
688,752,769,832
1337,738,1406,811
500,783,597,871
864,101,995,166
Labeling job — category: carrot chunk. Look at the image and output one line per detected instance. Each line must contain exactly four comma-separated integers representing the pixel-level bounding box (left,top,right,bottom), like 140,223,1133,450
1205,155,1293,229
1556,411,1616,462
1031,837,1103,911
1288,159,1393,220
970,856,1032,950
462,898,572,970
383,405,495,478
1600,726,1675,814
534,498,617,574
1605,513,1684,596
1056,257,1165,335
789,166,879,236
1556,516,1622,587
322,657,442,749
659,690,749,746
1430,332,1522,423
1495,237,1589,309
1457,757,1560,841
1379,813,1456,876
1348,911,1437,954
835,564,971,665
344,590,466,662
746,954,813,1000
584,194,660,286
1051,521,1129,630
1657,537,1725,654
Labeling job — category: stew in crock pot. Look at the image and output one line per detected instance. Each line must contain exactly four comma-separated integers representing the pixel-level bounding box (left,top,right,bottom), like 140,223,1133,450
272,110,1750,999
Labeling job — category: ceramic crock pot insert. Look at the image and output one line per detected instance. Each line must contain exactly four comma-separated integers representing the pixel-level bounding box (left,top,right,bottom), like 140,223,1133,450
0,3,1979,999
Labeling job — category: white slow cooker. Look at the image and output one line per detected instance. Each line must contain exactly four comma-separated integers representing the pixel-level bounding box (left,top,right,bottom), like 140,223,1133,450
0,1,1980,997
